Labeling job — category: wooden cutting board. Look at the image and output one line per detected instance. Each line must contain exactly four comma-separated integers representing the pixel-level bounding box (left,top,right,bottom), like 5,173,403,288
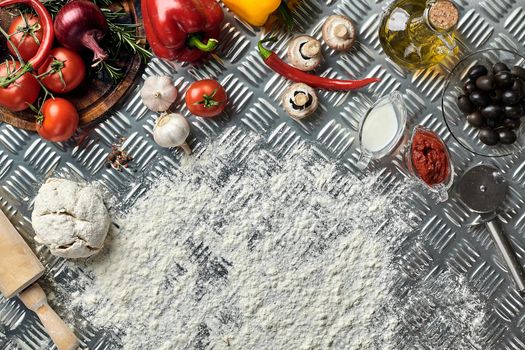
0,209,43,299
0,0,143,131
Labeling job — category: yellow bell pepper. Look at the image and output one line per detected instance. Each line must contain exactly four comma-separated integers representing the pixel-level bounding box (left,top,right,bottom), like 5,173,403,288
223,0,285,27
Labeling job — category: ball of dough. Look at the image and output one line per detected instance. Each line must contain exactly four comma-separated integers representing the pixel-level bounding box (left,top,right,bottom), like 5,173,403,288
32,178,110,259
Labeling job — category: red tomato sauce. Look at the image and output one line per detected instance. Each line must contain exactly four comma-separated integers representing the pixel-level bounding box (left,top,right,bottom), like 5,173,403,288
411,129,450,186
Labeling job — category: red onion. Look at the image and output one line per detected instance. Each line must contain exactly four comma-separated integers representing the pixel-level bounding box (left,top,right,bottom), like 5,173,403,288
54,0,108,62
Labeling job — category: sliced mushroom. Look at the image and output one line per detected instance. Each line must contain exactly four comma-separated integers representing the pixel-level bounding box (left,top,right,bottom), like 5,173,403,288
287,35,323,71
322,15,356,52
282,83,318,120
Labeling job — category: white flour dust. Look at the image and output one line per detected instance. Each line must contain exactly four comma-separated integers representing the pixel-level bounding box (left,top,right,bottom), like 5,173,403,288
67,130,486,349
396,272,486,349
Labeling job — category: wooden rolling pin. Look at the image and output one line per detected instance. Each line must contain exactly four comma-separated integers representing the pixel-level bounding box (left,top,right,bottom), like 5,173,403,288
0,209,79,350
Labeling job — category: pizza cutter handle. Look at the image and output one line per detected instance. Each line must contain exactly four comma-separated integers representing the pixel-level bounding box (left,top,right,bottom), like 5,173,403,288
486,220,525,292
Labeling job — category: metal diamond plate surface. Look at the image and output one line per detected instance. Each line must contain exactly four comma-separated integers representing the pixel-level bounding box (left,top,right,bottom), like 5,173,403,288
2,0,525,349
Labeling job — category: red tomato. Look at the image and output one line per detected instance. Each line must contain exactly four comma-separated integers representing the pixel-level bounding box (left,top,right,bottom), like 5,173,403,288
37,98,79,142
38,48,86,93
7,14,43,63
0,61,40,111
185,79,227,117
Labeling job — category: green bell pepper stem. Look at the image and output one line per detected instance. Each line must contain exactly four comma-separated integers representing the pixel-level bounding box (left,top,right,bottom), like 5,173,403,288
187,35,219,52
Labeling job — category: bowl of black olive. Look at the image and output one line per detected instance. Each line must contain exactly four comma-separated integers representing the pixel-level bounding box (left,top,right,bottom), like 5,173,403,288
442,48,525,157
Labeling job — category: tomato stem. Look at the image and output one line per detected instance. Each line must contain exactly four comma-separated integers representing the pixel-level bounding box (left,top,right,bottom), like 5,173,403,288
0,25,25,65
15,10,41,45
0,64,30,88
36,58,67,88
193,88,225,109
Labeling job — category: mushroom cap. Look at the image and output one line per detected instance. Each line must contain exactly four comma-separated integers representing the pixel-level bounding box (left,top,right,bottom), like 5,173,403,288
282,83,319,120
287,35,323,72
322,15,356,52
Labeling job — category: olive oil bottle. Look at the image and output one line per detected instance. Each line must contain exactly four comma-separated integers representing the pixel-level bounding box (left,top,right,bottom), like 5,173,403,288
379,0,460,70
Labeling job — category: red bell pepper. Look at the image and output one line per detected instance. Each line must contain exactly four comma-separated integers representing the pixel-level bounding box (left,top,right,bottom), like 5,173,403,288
141,0,224,62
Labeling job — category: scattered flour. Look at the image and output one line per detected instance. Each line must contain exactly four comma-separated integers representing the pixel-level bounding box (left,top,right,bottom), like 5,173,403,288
67,130,487,349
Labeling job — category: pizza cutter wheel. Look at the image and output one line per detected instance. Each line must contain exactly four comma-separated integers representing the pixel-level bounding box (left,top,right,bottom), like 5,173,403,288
457,164,525,292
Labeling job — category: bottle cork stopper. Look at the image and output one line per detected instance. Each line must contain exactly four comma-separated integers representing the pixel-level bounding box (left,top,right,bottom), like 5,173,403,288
429,0,459,31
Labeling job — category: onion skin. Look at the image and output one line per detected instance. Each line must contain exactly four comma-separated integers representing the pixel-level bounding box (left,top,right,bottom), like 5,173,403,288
54,0,108,62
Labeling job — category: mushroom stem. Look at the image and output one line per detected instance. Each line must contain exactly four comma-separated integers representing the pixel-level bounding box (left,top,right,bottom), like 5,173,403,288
334,24,349,39
293,93,309,107
302,40,321,58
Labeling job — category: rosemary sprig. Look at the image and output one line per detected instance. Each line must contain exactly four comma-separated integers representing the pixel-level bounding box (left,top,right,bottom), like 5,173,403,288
102,9,152,62
39,0,113,17
95,60,124,81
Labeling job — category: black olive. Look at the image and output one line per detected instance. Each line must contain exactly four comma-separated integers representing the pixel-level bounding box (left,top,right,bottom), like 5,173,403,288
485,118,501,129
495,71,515,89
505,104,524,119
502,90,521,105
511,79,525,96
511,66,525,81
503,118,521,130
457,94,477,113
479,128,499,145
493,62,510,74
476,75,495,91
490,89,503,103
463,81,477,95
467,111,484,127
481,105,504,119
468,65,488,81
469,91,491,107
498,128,517,144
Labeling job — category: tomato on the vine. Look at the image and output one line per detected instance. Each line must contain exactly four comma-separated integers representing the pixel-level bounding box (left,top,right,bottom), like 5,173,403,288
0,61,40,112
38,47,86,93
185,79,227,117
7,14,43,63
37,98,79,142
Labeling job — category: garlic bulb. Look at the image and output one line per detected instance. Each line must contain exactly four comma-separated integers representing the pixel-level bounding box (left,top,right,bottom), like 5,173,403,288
140,76,178,112
153,113,191,154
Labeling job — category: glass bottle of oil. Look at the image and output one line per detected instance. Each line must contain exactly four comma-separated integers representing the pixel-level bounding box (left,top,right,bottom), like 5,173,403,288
379,0,460,70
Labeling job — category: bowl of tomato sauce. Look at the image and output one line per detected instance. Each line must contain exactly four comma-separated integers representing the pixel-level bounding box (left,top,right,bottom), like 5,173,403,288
405,126,454,202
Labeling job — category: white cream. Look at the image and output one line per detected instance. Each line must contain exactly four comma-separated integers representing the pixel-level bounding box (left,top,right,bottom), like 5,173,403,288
361,101,399,153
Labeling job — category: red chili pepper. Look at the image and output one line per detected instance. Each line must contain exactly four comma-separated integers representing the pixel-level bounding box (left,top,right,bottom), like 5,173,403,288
0,0,54,111
258,38,380,90
0,0,53,70
141,0,224,62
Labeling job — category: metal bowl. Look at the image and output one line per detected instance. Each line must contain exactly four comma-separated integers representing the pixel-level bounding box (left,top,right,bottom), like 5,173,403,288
442,48,525,157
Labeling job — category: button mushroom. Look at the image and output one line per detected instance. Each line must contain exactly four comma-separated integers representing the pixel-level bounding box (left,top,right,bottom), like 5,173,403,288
322,15,356,52
282,83,319,119
287,35,323,71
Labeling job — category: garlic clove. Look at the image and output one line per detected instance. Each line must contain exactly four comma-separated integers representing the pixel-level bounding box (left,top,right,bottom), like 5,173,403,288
282,83,319,120
153,113,191,154
287,35,323,71
141,76,178,112
322,15,356,52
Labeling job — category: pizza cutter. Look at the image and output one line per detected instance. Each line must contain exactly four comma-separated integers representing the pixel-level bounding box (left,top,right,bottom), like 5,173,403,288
457,164,525,292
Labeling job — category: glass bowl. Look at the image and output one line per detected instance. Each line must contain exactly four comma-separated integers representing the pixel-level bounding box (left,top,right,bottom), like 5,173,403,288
404,126,454,202
357,91,408,170
442,48,525,157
